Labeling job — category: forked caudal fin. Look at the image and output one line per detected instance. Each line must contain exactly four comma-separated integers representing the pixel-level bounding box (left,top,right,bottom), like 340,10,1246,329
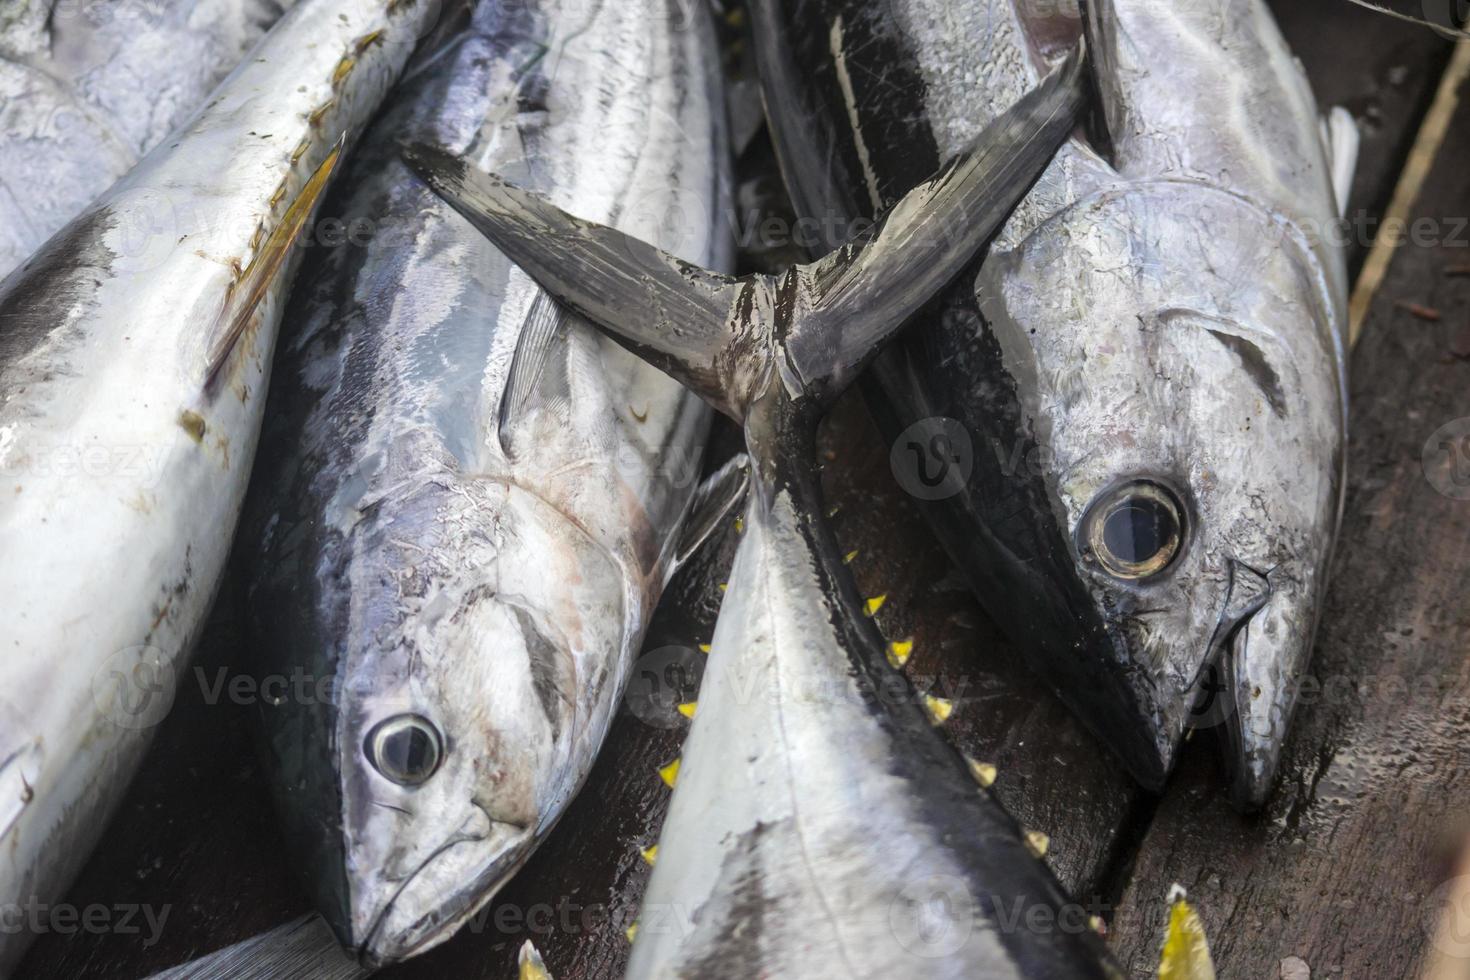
403,43,1087,420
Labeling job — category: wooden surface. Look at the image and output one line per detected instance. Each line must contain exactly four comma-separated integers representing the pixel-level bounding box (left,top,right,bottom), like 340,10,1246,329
16,2,1467,978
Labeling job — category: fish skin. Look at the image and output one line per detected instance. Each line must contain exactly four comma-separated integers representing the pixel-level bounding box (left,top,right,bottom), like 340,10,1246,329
0,0,435,972
0,0,299,280
750,0,1349,807
410,48,1122,978
239,0,730,964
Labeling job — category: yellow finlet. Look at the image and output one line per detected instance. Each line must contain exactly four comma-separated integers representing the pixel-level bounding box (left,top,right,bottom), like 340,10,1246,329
1024,829,1049,859
718,582,728,593
698,643,711,654
658,758,680,788
625,922,639,943
518,940,553,980
967,758,997,788
1158,886,1216,980
843,549,858,564
886,638,913,668
640,844,658,865
734,516,744,534
204,134,346,383
922,694,953,724
330,54,356,88
352,29,383,54
864,594,887,616
1089,915,1106,936
677,701,697,719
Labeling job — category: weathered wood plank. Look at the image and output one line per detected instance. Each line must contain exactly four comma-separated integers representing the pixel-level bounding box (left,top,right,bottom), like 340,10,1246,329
1109,58,1470,980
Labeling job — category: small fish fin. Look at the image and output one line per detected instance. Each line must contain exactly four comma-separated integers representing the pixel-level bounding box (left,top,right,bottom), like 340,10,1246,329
518,939,554,980
498,290,567,458
148,914,364,980
782,42,1087,398
667,453,751,583
204,134,346,384
402,142,756,419
0,740,40,841
1321,106,1360,218
1157,887,1217,980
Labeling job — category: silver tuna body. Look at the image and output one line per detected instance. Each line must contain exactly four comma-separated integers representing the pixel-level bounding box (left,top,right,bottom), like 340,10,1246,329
757,0,1351,805
0,0,434,971
968,0,1348,804
0,0,297,279
241,0,730,963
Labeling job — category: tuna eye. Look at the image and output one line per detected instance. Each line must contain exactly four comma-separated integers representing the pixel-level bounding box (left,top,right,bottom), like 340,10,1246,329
1083,481,1185,580
366,715,442,786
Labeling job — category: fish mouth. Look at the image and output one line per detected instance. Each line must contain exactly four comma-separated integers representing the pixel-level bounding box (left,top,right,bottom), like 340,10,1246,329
349,817,535,967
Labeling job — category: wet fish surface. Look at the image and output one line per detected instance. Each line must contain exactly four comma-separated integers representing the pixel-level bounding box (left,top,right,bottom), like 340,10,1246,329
240,0,733,964
0,0,436,972
0,0,297,279
750,0,1353,806
411,43,1122,979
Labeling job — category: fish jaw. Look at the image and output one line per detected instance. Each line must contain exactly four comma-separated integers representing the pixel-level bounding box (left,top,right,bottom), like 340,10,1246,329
977,181,1344,793
346,817,535,965
1219,574,1323,809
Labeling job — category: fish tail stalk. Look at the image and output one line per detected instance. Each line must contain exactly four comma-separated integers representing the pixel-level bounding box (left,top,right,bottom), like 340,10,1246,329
0,0,440,971
412,47,1121,977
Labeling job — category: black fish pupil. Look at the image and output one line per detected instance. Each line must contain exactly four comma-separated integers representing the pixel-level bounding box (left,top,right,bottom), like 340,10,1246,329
384,727,434,777
1103,499,1171,564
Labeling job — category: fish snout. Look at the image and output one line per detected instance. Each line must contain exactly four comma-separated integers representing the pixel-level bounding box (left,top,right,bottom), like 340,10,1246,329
1219,570,1319,810
351,816,534,966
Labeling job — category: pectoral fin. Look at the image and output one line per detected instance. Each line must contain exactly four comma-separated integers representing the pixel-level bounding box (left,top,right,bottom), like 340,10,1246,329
666,453,751,584
1322,106,1361,218
498,290,568,458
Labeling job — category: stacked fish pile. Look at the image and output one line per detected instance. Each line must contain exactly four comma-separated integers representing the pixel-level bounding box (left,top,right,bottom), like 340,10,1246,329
0,0,1351,976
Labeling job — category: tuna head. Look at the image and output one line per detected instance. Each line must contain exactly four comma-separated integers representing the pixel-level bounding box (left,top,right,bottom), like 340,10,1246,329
304,476,627,964
972,0,1348,806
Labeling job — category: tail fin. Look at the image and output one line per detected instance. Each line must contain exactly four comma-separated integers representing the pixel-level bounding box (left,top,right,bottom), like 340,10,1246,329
404,42,1085,418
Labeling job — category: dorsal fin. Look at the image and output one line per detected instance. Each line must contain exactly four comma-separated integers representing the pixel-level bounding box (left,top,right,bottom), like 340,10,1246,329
404,42,1087,419
497,290,567,458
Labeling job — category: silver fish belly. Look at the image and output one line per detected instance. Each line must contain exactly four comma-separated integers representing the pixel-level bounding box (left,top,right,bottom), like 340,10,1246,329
754,0,1350,806
0,0,434,972
241,0,730,964
0,0,298,279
